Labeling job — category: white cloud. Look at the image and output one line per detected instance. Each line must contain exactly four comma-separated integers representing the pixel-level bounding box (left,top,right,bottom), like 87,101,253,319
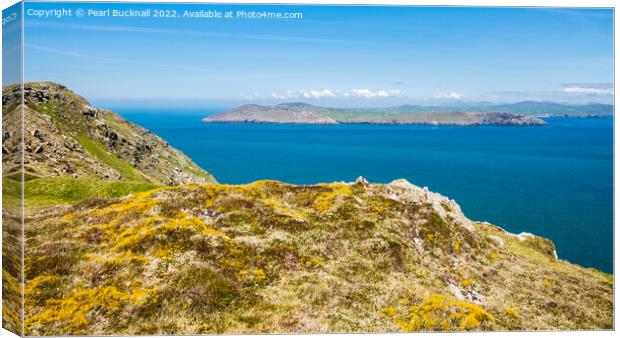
348,89,401,98
435,92,463,100
561,86,613,95
303,89,337,99
272,89,336,100
270,88,402,100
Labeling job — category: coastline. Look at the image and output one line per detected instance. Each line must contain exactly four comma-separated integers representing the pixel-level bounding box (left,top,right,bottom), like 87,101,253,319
201,118,549,126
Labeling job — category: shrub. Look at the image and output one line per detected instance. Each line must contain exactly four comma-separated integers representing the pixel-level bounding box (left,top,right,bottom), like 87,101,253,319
393,294,494,332
26,286,157,335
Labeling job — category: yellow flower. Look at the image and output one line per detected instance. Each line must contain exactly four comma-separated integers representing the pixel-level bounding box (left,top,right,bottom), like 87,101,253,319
460,279,473,287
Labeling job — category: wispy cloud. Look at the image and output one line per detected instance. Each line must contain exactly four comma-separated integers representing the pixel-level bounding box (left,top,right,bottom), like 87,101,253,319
241,92,262,100
560,83,613,95
269,88,402,100
562,86,613,95
484,82,613,104
26,44,212,72
26,21,351,45
434,92,463,100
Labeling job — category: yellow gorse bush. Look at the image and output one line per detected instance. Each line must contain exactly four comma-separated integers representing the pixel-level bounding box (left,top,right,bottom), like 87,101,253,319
394,294,494,332
26,286,157,334
460,279,473,287
263,198,310,220
313,183,353,213
89,190,159,218
505,306,519,318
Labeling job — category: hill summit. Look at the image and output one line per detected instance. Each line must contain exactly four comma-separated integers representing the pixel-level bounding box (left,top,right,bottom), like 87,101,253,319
2,82,215,185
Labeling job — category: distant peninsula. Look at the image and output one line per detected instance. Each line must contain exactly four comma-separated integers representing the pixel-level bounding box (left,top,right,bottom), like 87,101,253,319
203,102,552,126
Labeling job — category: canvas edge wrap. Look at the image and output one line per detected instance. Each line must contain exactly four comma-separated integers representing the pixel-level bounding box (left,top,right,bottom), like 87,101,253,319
2,1,25,336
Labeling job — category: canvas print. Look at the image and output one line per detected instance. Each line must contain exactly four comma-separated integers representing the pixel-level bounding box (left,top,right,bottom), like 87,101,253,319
1,1,614,335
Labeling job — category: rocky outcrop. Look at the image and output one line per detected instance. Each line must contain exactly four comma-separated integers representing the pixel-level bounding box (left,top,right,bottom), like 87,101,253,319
2,82,215,185
480,112,546,125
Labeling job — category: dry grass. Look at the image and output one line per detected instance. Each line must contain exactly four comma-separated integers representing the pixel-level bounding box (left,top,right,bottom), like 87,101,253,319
22,180,613,335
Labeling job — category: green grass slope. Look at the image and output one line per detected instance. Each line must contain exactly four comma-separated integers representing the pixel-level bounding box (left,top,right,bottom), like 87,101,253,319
3,177,158,209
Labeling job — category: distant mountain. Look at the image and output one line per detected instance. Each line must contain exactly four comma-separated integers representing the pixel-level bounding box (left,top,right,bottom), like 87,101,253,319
394,101,613,116
203,102,548,126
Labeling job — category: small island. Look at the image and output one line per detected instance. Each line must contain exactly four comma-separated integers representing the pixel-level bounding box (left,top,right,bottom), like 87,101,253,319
203,102,549,126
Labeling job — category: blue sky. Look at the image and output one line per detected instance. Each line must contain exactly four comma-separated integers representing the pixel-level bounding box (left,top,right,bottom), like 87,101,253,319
2,2,22,86
20,2,614,107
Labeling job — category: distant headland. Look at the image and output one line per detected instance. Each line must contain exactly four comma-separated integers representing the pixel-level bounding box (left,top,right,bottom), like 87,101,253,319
203,101,612,126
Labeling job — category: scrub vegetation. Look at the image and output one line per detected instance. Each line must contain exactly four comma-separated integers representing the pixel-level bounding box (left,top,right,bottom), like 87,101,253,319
23,179,613,334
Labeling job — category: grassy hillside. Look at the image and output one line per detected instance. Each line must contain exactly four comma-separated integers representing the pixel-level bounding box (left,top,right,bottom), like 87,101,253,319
2,82,216,334
23,179,612,335
3,177,157,209
2,82,215,185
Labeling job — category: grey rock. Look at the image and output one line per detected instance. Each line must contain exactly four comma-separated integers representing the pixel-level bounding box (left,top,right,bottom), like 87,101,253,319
32,129,43,139
82,105,98,118
355,176,369,186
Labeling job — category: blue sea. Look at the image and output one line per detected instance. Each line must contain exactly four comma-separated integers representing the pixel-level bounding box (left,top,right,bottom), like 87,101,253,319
114,108,613,273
